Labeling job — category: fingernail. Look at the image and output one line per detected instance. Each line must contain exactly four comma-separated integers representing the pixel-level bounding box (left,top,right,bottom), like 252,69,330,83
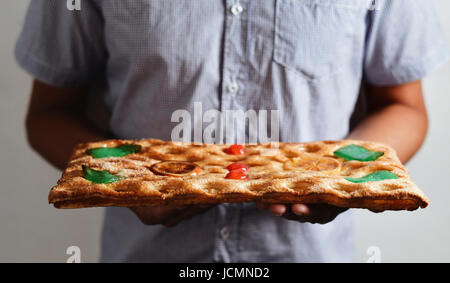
293,204,308,216
271,206,286,216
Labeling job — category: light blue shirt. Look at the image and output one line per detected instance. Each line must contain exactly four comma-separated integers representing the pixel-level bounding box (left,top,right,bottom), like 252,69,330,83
16,0,449,262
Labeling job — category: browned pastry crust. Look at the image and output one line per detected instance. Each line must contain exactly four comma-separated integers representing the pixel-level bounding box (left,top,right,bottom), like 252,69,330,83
48,139,429,212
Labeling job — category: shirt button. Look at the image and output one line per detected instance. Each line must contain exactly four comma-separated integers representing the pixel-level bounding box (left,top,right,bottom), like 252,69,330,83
227,83,239,94
220,227,230,240
230,3,244,15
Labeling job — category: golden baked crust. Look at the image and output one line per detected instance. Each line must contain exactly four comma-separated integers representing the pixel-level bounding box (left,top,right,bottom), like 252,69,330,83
48,139,429,212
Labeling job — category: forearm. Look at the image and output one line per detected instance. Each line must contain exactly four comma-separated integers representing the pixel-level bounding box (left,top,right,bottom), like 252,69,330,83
26,110,108,170
347,103,428,164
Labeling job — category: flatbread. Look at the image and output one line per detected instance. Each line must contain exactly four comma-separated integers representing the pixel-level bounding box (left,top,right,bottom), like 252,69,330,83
48,139,429,212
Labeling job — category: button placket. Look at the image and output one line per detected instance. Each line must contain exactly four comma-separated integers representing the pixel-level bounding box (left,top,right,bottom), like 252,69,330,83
213,205,232,262
214,1,250,262
221,0,250,109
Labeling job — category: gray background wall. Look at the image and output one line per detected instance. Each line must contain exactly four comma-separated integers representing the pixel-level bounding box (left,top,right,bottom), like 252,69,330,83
1,0,449,262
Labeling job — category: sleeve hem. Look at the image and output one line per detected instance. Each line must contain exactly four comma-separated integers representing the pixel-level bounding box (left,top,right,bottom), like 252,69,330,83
14,44,92,88
366,43,450,86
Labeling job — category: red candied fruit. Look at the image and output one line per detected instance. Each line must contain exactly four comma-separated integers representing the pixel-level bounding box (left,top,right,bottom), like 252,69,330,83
226,162,249,172
225,144,246,155
225,170,248,180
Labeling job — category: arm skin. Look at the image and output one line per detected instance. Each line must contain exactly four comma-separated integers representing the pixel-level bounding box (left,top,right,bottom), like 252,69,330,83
26,80,109,170
257,80,429,224
26,79,212,226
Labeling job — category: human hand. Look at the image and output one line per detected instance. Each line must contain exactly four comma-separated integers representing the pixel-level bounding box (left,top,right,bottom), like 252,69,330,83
130,204,214,227
256,203,347,224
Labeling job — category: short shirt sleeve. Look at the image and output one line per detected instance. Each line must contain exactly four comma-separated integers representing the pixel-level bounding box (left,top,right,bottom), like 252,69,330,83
364,0,450,86
15,0,106,88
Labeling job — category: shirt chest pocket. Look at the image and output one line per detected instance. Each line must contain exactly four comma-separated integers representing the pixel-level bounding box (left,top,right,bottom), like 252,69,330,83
274,0,362,81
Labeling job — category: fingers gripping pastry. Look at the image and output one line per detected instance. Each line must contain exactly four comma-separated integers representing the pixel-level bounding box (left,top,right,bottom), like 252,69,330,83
48,139,429,212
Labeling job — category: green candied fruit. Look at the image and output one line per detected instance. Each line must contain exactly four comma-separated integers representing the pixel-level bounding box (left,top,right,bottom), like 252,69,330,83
345,170,399,183
334,144,384,162
82,165,124,184
86,144,141,158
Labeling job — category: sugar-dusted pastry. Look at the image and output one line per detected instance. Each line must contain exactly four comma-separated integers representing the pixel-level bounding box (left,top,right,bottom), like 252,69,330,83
48,139,429,212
